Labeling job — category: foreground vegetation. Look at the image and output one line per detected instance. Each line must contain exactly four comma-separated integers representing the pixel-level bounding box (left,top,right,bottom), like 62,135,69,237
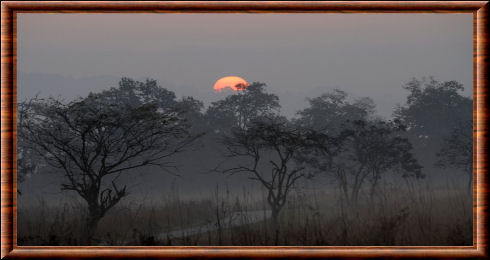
19,176,471,246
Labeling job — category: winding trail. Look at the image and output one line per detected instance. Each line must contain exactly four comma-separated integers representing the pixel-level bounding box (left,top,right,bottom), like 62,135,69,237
155,210,272,240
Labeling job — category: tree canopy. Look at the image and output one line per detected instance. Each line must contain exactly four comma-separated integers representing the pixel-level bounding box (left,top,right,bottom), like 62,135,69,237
295,89,375,135
206,82,280,133
18,78,199,243
394,77,472,142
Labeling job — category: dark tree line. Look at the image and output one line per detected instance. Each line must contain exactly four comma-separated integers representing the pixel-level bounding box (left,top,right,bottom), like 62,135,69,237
18,76,473,244
394,77,473,191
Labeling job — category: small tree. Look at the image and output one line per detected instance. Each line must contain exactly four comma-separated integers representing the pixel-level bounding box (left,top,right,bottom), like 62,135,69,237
436,120,473,192
219,116,311,245
19,78,198,244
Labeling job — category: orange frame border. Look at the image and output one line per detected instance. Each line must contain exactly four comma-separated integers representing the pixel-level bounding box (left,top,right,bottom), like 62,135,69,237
1,1,488,259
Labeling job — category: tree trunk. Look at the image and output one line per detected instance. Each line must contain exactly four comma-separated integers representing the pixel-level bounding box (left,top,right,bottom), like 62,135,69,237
369,183,376,201
215,206,222,245
339,181,350,204
271,208,280,246
85,216,100,245
85,203,103,245
350,186,360,206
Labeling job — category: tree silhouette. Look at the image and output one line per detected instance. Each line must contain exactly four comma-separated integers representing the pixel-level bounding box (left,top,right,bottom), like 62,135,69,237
175,96,206,134
219,116,312,245
296,89,375,135
19,78,199,244
206,82,280,133
300,119,423,205
436,119,473,192
17,97,44,195
394,77,472,148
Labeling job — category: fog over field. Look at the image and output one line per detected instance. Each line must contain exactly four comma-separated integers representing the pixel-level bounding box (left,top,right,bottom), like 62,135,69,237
17,13,473,246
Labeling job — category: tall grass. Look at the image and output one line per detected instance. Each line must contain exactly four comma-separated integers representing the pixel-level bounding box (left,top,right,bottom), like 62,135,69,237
18,178,472,246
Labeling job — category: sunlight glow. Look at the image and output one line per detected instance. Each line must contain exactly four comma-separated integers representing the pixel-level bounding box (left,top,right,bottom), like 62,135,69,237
213,76,248,92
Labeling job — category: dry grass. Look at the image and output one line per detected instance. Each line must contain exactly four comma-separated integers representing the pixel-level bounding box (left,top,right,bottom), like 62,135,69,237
18,178,472,246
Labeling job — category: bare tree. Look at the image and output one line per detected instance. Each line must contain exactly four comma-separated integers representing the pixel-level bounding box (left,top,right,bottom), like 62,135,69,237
17,97,44,194
19,79,199,244
219,116,311,245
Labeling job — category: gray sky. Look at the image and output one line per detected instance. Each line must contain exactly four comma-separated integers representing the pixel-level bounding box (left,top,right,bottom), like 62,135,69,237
17,13,473,118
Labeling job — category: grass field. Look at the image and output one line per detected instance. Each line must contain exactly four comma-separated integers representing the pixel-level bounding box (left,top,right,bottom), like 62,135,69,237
18,175,472,246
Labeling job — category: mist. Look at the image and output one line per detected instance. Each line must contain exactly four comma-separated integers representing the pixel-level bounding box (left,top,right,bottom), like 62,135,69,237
17,13,473,246
18,13,473,119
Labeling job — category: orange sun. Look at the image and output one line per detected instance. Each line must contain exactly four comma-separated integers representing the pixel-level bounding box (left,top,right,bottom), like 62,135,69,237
213,76,248,92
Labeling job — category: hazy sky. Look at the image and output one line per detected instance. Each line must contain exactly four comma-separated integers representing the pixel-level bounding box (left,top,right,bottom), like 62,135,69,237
17,13,473,118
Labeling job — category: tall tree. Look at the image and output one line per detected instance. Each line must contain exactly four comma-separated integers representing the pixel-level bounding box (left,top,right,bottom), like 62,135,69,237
344,120,423,202
19,78,199,244
295,90,413,204
300,119,423,205
219,116,313,245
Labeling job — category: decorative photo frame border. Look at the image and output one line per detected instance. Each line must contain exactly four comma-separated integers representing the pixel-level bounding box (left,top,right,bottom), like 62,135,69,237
1,1,488,258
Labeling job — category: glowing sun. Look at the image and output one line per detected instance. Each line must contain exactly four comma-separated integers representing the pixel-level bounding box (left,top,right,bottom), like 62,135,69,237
213,76,248,92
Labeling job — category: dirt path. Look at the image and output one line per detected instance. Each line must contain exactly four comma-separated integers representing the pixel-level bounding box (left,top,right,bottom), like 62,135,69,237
154,210,272,240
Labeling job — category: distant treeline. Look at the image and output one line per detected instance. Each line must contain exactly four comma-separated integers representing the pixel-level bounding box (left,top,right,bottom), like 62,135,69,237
17,76,472,245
